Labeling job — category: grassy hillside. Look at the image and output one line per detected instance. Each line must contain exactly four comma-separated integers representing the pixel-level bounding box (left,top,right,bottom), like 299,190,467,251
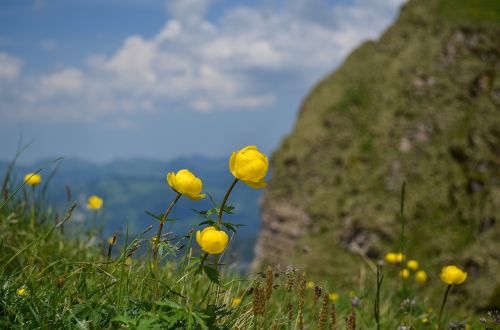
256,0,500,312
1,161,496,329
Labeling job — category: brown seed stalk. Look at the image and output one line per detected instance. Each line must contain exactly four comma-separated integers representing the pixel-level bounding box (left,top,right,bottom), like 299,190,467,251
318,293,329,330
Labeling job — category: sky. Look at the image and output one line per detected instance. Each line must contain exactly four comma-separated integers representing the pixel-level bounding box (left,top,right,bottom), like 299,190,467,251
0,0,404,163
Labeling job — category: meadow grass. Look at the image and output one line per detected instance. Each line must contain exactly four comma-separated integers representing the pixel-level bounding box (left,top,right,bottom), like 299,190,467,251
0,155,497,329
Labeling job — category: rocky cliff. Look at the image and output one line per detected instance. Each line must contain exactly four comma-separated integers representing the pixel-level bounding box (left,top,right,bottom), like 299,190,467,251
254,0,500,310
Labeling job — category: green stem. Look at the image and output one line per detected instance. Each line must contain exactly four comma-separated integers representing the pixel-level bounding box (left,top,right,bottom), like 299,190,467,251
153,192,182,310
399,182,407,299
214,178,238,273
216,178,238,228
437,284,452,330
30,186,36,230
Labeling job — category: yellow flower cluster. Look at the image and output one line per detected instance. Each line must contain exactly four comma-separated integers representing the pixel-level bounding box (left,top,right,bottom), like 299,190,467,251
385,253,428,284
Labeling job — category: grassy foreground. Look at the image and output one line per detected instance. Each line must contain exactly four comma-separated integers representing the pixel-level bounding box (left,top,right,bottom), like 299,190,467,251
0,158,498,329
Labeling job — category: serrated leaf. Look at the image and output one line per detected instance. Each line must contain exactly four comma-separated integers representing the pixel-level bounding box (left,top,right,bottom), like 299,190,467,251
203,266,220,284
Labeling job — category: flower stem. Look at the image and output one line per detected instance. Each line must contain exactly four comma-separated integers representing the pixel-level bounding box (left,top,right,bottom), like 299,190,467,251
216,178,238,228
153,192,182,310
437,284,452,330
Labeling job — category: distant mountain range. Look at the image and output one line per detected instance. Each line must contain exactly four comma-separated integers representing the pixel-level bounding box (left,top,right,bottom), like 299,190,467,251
0,155,262,263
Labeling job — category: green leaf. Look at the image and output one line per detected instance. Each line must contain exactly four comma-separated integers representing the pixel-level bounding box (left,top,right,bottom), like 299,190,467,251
145,210,176,222
203,266,220,284
198,220,216,227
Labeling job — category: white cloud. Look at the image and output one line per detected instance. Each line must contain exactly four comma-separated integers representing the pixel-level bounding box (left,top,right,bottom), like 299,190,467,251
0,0,404,124
0,52,22,80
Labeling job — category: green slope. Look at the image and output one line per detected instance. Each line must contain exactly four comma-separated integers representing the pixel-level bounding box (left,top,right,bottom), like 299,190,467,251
256,0,500,312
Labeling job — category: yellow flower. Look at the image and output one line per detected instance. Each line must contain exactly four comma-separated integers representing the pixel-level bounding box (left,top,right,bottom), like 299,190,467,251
17,287,27,296
396,252,405,263
385,252,397,263
231,297,242,308
400,268,410,280
196,226,229,254
107,236,115,245
329,292,339,302
24,173,41,186
87,195,103,210
421,317,429,324
167,169,206,200
229,145,268,189
416,270,428,284
440,265,467,285
407,259,419,271
306,281,315,289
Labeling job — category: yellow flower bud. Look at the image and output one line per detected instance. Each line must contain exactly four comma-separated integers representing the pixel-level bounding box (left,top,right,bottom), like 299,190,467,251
229,145,268,189
24,173,41,186
87,195,103,210
231,297,242,308
407,259,419,271
400,268,410,280
306,281,315,289
167,169,206,200
196,226,228,254
440,265,467,285
416,270,428,284
329,292,339,302
17,287,27,296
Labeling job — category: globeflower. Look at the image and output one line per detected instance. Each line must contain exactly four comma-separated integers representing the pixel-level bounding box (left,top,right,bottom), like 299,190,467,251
385,252,404,264
329,292,339,302
416,270,428,284
229,145,268,188
87,195,103,210
167,169,206,200
17,287,27,297
196,226,229,254
407,259,419,270
24,173,41,186
440,265,467,285
400,268,410,280
231,297,242,308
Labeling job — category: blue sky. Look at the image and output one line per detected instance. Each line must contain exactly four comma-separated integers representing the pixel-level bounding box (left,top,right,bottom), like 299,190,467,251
0,0,404,163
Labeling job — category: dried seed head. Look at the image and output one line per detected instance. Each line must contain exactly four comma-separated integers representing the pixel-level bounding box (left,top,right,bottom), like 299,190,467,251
318,293,329,330
345,311,356,330
265,266,274,301
252,283,266,316
298,272,306,312
285,266,297,292
330,302,337,330
314,285,323,305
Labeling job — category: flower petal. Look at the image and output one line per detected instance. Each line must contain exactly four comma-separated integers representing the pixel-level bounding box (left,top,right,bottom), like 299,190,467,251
243,179,267,189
